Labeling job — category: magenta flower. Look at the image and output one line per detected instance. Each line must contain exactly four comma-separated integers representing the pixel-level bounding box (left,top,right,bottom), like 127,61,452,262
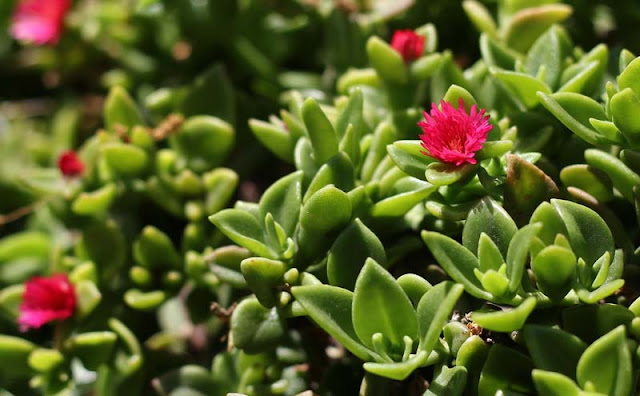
390,30,425,63
18,274,76,331
57,150,85,177
418,99,493,166
10,0,71,45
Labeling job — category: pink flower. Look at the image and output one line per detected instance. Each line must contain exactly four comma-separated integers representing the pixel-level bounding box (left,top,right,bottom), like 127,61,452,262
390,30,425,63
18,274,76,331
10,0,71,45
57,150,84,177
418,99,493,166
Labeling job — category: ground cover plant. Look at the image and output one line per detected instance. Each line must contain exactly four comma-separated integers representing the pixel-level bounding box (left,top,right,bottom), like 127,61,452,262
3,0,640,395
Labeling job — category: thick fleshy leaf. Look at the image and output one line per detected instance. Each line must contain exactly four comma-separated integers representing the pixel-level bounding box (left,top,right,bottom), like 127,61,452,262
524,325,586,379
172,116,234,171
363,351,429,381
68,332,117,371
327,219,386,290
133,226,181,269
470,297,536,332
335,88,364,140
503,5,573,53
425,162,477,187
180,64,235,122
299,185,352,233
292,285,373,361
362,122,397,182
524,25,572,89
463,198,518,258
249,118,294,162
366,36,408,85
531,245,576,300
576,326,632,396
259,171,303,237
424,365,468,396
462,0,497,37
102,143,150,177
103,86,145,132
241,258,286,308
585,149,640,201
618,56,640,97
537,92,605,145
417,282,465,353
551,199,614,266
422,231,491,300
209,209,272,258
610,88,640,144
532,370,581,396
492,69,551,109
353,258,418,350
456,336,489,396
560,165,613,202
397,274,432,307
230,297,286,354
562,304,634,343
0,335,36,379
480,34,521,69
478,344,534,395
302,97,339,165
387,140,436,179
72,183,118,215
506,223,542,293
304,153,355,202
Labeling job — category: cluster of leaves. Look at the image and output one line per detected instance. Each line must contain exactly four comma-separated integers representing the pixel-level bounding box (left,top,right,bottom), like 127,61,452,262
3,0,640,395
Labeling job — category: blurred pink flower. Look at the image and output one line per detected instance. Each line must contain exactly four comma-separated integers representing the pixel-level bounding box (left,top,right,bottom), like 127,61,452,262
18,274,76,331
10,0,71,45
57,150,85,177
418,99,493,166
390,30,425,63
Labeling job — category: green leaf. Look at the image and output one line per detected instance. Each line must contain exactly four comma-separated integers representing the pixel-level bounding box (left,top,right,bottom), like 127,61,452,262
560,165,613,202
209,209,273,258
259,171,303,237
387,140,436,180
299,185,352,233
424,365,468,396
327,219,386,290
576,326,632,396
75,280,102,318
0,335,36,379
370,179,436,217
618,56,640,97
585,149,640,202
353,258,418,350
366,36,408,85
302,97,339,165
249,118,294,162
291,285,373,361
240,257,286,308
422,231,491,300
478,344,534,395
68,332,117,371
463,198,518,258
124,289,167,311
551,199,614,266
417,282,465,353
524,325,586,379
397,274,432,307
28,348,64,373
424,162,477,187
202,168,239,215
230,297,286,354
362,122,397,182
456,336,489,396
562,304,634,343
506,223,542,293
532,370,581,396
492,69,551,109
442,85,477,111
172,116,234,172
463,0,497,37
363,351,429,381
537,92,605,145
409,53,444,81
480,34,521,70
152,365,215,396
531,245,576,300
104,86,145,132
477,233,504,272
72,183,118,215
133,226,181,269
525,25,572,89
180,64,235,122
304,153,355,202
610,88,640,142
470,297,536,332
335,88,364,140
102,143,149,178
504,6,573,53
